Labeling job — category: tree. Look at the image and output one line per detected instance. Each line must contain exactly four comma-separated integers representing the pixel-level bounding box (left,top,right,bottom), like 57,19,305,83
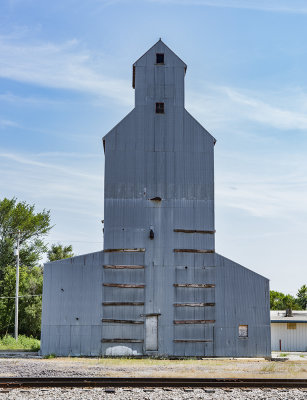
0,265,43,337
47,244,74,262
0,197,51,337
270,290,302,310
297,285,307,310
0,197,51,282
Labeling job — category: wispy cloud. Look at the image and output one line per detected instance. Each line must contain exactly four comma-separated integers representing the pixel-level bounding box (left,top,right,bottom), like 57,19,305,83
187,85,307,133
0,118,20,128
0,148,104,256
215,149,307,218
149,0,307,14
223,87,307,131
36,151,101,158
0,35,133,106
0,152,101,182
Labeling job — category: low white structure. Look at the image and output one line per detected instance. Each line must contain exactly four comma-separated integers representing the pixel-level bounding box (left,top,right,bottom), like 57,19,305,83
271,310,307,352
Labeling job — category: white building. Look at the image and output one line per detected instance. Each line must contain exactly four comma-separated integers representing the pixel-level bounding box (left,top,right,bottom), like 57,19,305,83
271,310,307,352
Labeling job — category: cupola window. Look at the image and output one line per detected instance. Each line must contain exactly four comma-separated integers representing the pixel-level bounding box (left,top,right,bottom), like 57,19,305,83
156,102,164,114
156,53,164,64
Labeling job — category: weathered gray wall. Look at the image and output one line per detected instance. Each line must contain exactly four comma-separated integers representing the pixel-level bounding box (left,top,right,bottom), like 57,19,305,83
41,40,271,357
41,252,104,356
102,40,216,357
215,254,271,357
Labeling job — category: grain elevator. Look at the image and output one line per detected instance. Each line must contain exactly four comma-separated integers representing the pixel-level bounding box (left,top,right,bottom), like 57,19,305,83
41,40,271,357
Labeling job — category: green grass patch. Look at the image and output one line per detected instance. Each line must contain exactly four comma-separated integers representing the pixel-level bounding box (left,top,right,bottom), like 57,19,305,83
260,363,276,373
280,353,289,357
43,353,56,359
0,335,40,351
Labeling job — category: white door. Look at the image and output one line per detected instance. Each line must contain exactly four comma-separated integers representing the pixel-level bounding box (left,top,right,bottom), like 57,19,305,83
145,316,158,351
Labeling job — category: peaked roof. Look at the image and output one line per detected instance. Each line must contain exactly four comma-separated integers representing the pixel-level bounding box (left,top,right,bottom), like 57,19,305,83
133,39,187,70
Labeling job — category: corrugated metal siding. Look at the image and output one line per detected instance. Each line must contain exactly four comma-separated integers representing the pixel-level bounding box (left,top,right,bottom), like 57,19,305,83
214,254,271,357
103,41,216,356
271,323,307,352
41,252,104,356
41,40,270,357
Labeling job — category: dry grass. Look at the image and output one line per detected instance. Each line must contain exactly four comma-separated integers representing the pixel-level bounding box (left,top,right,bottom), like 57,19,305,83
46,357,307,379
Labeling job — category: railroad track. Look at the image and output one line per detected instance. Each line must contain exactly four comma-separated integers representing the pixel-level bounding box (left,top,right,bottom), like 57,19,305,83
0,377,307,389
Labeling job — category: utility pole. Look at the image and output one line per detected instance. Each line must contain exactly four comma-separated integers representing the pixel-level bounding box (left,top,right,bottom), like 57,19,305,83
14,230,20,341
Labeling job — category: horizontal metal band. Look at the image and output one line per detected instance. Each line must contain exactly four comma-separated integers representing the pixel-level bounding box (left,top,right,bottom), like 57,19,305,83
174,320,215,324
101,339,144,343
102,302,144,306
103,265,144,269
174,249,215,253
174,303,215,307
173,284,215,288
103,283,145,288
174,229,216,234
102,319,144,324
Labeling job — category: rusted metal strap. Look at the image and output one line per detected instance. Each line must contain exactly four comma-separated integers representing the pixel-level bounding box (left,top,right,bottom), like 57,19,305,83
174,249,215,253
102,319,144,324
103,265,144,269
173,339,213,343
174,229,216,234
174,303,215,307
174,320,215,324
103,283,145,288
101,339,143,343
173,284,215,288
102,302,144,306
104,248,145,253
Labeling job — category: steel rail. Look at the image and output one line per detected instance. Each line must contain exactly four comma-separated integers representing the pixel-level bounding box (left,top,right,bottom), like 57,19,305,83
0,377,307,389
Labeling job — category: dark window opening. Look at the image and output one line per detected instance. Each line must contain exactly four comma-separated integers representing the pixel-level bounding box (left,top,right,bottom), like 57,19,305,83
156,102,164,114
150,196,162,201
156,53,164,64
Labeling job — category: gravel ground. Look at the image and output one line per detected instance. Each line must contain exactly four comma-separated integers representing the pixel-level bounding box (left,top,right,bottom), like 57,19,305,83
0,387,307,399
1,356,307,378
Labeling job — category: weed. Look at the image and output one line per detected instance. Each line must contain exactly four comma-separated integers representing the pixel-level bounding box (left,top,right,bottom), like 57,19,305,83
260,363,276,373
279,353,289,357
43,353,56,359
0,335,40,351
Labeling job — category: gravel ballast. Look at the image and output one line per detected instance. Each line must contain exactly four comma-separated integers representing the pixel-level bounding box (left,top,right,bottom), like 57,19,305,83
0,387,307,399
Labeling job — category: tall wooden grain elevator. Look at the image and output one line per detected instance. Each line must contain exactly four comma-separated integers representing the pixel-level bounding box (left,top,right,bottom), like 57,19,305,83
41,40,271,357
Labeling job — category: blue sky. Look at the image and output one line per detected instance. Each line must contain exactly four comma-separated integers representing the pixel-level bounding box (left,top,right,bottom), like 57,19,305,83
1,0,307,295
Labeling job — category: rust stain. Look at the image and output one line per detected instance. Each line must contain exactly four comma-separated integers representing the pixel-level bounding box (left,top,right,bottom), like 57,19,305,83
174,229,216,234
173,320,215,324
102,319,144,324
103,283,145,288
104,248,145,253
173,283,215,288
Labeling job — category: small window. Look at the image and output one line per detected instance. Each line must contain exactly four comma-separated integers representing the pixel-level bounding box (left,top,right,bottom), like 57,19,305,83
239,325,248,338
156,53,164,64
287,323,296,330
156,102,164,114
